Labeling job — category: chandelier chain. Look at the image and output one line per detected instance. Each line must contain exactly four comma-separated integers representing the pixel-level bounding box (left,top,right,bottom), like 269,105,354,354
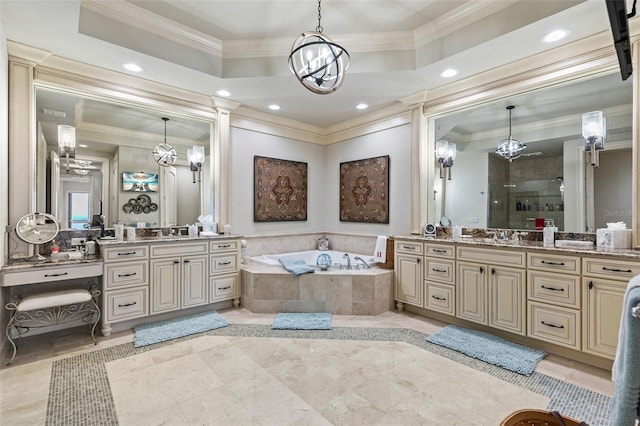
316,0,323,33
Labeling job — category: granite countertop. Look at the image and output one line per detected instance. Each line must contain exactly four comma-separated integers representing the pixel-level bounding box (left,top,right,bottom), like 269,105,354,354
394,234,640,260
1,256,103,272
95,234,242,246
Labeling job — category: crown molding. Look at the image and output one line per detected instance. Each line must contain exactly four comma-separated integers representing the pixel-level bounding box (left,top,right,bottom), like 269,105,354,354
7,41,51,64
422,31,618,117
81,0,223,57
413,0,512,47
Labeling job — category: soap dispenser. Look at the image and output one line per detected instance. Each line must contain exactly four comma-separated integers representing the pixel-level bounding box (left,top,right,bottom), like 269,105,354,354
318,236,329,251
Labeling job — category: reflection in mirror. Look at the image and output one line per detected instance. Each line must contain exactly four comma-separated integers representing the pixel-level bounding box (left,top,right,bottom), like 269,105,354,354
35,87,213,230
432,72,632,233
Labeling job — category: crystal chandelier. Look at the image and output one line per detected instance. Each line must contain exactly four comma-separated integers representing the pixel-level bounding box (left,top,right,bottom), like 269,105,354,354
288,0,350,94
496,106,526,161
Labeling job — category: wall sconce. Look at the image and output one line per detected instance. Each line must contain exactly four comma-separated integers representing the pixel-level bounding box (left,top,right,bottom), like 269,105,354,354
187,145,205,183
58,125,76,173
582,111,606,167
435,139,456,180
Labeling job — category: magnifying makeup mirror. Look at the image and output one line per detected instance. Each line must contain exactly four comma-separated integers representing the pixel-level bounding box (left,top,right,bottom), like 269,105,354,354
15,213,59,261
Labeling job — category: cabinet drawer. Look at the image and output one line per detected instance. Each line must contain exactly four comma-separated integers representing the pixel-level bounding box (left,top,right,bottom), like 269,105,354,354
582,257,640,281
395,240,423,255
104,287,149,323
104,261,148,290
527,253,580,274
210,273,239,302
102,245,148,263
527,270,579,308
425,282,455,315
527,301,579,349
424,258,455,284
210,253,239,274
210,239,240,253
456,246,525,268
150,241,208,258
1,262,103,287
425,243,454,258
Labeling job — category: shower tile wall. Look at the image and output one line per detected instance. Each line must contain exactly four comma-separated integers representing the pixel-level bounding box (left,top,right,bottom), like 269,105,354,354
489,155,565,230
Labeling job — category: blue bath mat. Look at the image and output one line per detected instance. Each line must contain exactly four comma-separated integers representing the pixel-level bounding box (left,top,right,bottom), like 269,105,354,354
272,312,332,330
133,311,229,347
427,325,546,375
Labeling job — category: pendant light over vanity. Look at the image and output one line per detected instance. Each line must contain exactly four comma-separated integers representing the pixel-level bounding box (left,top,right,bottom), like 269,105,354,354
496,105,527,161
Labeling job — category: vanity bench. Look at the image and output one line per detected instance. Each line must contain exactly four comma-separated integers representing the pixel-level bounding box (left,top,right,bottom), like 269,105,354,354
1,259,103,365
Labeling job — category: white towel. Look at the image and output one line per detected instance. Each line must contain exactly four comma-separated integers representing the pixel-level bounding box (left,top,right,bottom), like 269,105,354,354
613,274,640,382
373,236,387,262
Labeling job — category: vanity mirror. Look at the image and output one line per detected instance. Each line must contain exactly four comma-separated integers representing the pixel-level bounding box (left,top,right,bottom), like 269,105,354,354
430,71,632,233
35,87,214,230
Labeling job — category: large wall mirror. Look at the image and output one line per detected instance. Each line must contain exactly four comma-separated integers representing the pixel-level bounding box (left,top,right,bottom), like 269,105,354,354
35,86,214,230
430,71,632,233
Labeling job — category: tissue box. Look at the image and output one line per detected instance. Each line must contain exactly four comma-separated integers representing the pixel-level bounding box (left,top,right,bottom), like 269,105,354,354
597,229,632,250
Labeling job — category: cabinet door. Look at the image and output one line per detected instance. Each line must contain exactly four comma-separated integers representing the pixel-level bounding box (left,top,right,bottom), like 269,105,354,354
394,254,422,306
456,262,487,325
150,258,180,314
182,255,208,308
583,278,625,359
489,266,525,335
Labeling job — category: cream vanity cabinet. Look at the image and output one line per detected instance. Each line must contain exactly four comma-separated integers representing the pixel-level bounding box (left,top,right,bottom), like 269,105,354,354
394,240,424,310
456,246,526,335
424,243,456,315
582,257,640,359
209,239,241,305
101,244,150,336
527,252,581,350
150,241,209,314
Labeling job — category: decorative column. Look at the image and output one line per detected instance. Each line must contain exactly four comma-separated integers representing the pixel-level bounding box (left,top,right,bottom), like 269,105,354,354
212,97,240,230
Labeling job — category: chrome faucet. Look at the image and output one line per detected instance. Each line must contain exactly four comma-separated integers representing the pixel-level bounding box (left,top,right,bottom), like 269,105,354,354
353,256,370,269
154,229,164,238
500,231,508,240
490,231,498,241
343,253,352,270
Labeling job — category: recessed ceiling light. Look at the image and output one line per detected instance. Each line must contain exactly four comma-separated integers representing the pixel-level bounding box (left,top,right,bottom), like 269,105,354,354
268,104,281,110
440,68,458,78
78,144,88,148
543,29,569,43
216,89,231,97
356,103,368,110
122,62,143,72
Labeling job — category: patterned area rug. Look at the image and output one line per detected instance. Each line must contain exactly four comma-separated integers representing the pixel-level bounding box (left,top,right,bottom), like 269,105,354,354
427,325,546,376
133,311,228,347
271,312,331,330
45,325,612,426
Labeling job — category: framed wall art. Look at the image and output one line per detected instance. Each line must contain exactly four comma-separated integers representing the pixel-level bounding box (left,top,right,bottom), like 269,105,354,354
340,155,389,223
122,172,159,192
254,156,307,222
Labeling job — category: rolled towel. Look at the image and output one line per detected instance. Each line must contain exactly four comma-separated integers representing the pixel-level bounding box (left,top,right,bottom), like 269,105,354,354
373,236,387,262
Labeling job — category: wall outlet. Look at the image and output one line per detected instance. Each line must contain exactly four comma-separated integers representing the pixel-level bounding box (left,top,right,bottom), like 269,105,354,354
71,237,86,246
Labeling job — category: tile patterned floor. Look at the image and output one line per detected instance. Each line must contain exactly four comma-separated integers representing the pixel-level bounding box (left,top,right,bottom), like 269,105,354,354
1,309,615,425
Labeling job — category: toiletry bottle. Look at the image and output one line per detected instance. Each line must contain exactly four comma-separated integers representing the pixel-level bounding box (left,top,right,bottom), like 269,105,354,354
516,201,521,211
50,240,59,254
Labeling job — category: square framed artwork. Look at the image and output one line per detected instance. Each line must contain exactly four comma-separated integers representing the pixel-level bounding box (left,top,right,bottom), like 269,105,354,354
254,155,308,222
340,155,389,223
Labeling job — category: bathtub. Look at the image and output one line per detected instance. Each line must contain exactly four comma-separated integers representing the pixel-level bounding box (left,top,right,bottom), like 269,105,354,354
251,249,377,269
242,249,394,315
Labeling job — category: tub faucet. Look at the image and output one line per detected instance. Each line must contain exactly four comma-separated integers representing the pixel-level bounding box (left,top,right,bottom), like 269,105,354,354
343,253,352,270
353,256,370,269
